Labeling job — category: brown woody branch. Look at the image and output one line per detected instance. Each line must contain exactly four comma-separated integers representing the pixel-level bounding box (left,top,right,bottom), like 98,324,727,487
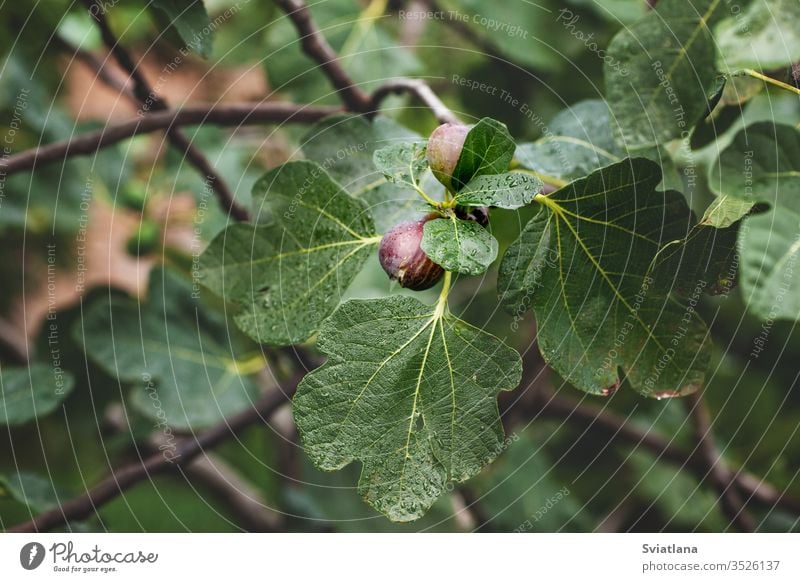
273,0,373,113
537,391,800,519
103,404,283,532
683,392,757,532
54,35,136,102
7,379,299,533
0,102,339,177
83,0,249,221
370,78,459,124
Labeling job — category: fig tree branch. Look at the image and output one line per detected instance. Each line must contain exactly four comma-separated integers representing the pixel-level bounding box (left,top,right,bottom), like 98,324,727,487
0,102,339,177
103,404,284,532
83,0,249,221
273,0,373,113
54,35,136,102
6,378,300,533
370,78,459,125
537,391,800,520
683,392,757,532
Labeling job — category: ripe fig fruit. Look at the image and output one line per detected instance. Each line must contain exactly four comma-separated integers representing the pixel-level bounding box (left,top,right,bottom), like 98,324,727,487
427,123,468,190
379,218,444,291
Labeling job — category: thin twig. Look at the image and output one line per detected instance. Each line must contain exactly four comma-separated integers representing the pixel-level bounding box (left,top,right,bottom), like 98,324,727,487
0,102,339,177
179,453,283,532
7,379,299,533
683,392,757,532
54,35,136,102
456,486,495,532
370,78,459,125
83,0,249,220
274,0,373,112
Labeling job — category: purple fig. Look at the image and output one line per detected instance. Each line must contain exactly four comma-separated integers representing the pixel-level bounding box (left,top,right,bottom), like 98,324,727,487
379,218,444,291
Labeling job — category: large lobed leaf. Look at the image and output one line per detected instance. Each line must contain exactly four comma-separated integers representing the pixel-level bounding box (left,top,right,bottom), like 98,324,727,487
605,0,726,148
201,161,378,346
293,295,522,522
499,158,711,397
77,267,261,429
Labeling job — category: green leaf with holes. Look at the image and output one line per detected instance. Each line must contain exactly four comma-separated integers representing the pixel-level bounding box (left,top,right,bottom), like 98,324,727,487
0,364,74,426
293,295,522,522
605,0,726,148
422,217,499,275
455,172,542,209
76,267,262,429
200,161,379,346
498,158,710,397
373,141,428,187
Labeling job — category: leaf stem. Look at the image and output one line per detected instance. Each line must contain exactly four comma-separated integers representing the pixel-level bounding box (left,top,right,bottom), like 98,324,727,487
228,353,268,375
742,68,800,97
513,167,568,189
414,184,440,207
434,271,452,318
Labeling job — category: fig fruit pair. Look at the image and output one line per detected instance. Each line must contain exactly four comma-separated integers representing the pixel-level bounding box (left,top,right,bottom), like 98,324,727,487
378,123,488,291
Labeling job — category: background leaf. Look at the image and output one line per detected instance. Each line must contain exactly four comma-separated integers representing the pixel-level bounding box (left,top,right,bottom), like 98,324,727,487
515,99,623,183
76,267,261,429
738,198,800,321
0,364,74,426
710,122,800,206
605,0,725,148
151,0,214,58
715,0,800,72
